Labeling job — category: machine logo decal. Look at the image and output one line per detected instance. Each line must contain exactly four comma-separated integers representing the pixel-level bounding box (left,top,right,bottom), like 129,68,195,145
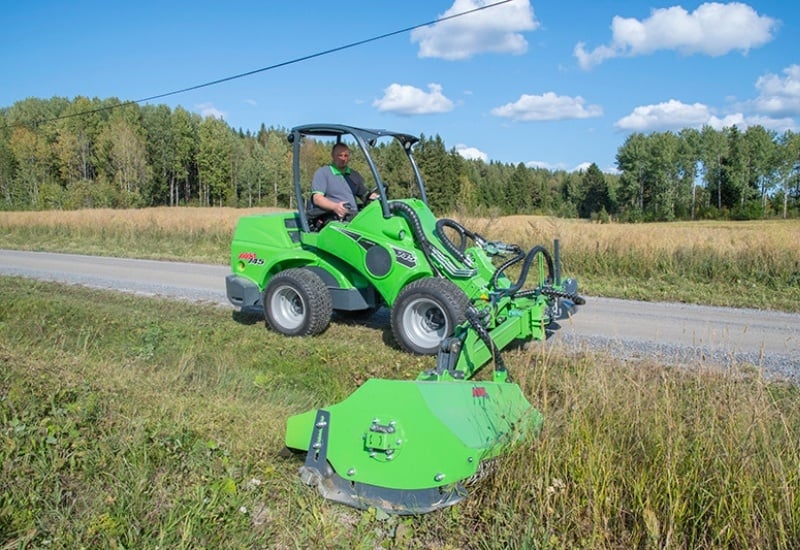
393,247,416,268
238,252,264,265
472,386,488,398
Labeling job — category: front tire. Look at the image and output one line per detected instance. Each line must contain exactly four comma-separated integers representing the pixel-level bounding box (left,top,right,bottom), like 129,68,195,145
391,278,470,355
263,268,332,336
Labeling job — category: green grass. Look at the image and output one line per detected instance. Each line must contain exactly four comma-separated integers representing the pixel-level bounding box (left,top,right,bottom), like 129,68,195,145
2,277,799,548
2,211,799,546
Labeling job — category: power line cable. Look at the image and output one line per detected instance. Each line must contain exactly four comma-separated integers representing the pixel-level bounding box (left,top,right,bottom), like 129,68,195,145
4,0,513,129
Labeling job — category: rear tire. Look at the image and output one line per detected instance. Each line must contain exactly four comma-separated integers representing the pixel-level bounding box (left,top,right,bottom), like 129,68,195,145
263,268,332,336
391,278,470,355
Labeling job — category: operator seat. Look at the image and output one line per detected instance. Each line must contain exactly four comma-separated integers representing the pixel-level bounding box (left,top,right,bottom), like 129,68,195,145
305,196,336,232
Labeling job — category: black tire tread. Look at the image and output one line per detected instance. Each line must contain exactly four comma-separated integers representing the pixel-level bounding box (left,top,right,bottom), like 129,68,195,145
263,267,332,336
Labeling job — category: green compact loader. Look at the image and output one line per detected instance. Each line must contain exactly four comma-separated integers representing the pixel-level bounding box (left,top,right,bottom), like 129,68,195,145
227,124,584,514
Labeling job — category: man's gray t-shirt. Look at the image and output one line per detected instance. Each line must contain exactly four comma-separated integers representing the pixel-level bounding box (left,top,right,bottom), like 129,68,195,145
311,165,367,210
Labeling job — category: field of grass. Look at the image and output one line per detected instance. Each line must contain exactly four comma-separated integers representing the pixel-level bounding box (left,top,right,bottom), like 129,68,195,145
1,207,800,547
1,207,799,311
1,277,798,548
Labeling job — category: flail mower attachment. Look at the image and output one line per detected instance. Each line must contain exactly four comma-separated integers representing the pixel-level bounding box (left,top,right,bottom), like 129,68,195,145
283,285,560,514
285,378,542,515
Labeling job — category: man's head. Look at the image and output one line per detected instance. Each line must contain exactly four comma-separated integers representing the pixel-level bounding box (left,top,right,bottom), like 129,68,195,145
331,143,351,171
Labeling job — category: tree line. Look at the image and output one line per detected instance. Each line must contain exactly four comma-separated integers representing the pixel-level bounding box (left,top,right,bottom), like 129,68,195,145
1,96,798,220
616,126,800,221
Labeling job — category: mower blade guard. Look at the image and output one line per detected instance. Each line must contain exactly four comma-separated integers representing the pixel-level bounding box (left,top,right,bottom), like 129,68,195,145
285,378,542,514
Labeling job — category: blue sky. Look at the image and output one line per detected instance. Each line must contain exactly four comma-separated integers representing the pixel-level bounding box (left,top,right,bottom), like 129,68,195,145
2,1,798,173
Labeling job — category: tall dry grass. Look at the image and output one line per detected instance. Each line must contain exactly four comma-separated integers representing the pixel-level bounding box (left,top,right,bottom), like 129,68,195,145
0,206,280,233
0,207,286,263
456,342,800,548
456,214,800,273
454,214,800,309
2,207,799,310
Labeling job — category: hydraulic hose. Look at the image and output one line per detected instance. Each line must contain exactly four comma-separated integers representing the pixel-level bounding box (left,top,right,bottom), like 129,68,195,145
492,245,554,298
434,217,555,299
434,218,487,266
520,286,586,305
465,306,506,374
388,201,441,277
435,219,468,256
489,245,524,289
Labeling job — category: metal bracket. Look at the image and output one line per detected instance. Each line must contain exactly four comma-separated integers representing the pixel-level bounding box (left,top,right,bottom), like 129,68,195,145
419,337,464,381
299,409,331,486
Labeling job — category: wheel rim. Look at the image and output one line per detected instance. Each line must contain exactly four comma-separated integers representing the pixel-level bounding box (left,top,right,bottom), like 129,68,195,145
270,285,305,330
401,297,448,350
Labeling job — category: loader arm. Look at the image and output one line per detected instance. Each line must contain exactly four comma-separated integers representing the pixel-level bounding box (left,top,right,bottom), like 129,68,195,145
418,293,552,383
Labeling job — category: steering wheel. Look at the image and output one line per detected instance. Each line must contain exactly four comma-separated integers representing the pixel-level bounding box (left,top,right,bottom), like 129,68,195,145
361,186,380,207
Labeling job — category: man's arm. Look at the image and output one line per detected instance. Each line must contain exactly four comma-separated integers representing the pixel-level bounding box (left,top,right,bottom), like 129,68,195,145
312,192,351,219
311,167,352,219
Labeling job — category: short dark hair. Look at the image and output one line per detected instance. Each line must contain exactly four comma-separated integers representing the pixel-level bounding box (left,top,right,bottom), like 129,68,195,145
332,143,350,154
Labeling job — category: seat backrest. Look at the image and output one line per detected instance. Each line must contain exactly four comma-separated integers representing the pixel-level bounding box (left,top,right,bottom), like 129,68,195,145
305,194,335,231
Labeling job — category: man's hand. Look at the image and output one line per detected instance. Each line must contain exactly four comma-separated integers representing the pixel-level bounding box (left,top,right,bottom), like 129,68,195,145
313,194,351,219
333,201,350,218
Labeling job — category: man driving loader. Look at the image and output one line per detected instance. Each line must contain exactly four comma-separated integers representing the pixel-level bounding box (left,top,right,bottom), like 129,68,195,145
311,143,377,222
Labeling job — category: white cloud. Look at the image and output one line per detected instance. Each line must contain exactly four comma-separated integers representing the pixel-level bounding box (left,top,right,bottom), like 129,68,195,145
615,98,796,133
196,103,225,120
615,99,712,131
373,83,454,115
455,144,488,161
575,2,779,70
411,0,539,61
491,92,602,121
705,112,746,130
525,160,556,170
708,114,795,133
752,64,800,117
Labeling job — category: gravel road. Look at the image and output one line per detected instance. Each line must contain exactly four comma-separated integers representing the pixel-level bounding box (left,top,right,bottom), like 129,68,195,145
2,249,798,381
